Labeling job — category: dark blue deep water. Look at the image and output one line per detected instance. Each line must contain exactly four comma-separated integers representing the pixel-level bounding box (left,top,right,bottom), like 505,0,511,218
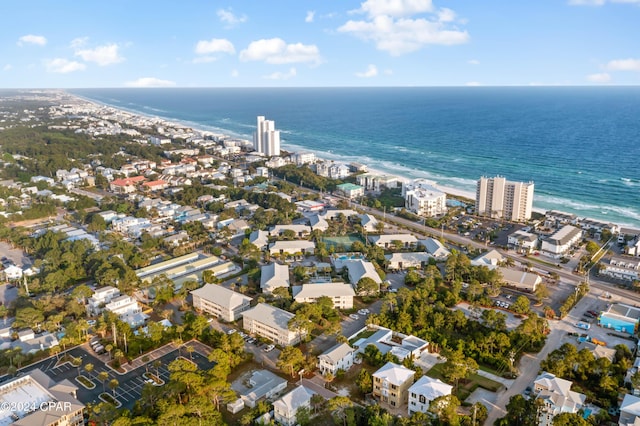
70,87,640,228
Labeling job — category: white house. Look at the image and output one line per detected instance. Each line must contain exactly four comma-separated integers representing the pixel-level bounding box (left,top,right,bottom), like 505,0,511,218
268,240,315,256
534,372,586,426
318,343,355,376
385,252,433,270
343,259,382,289
104,295,149,328
508,230,539,254
292,282,355,309
269,224,312,238
408,376,453,416
619,394,640,426
541,225,582,258
368,234,418,249
260,263,290,294
249,230,269,251
242,303,302,346
419,238,451,260
273,386,315,426
87,286,121,316
191,284,252,322
3,264,23,280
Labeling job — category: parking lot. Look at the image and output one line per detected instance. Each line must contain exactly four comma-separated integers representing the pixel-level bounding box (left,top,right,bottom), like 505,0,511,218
21,343,215,410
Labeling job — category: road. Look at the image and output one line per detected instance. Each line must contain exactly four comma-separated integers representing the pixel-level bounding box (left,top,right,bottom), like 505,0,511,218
483,294,594,425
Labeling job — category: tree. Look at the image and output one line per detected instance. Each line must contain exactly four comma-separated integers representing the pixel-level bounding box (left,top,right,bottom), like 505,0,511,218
277,346,305,378
355,368,372,394
84,363,94,379
310,393,325,414
327,396,353,426
440,349,478,391
534,284,550,303
109,378,119,397
429,394,461,425
98,371,109,393
356,277,379,295
72,356,83,377
511,295,531,315
495,394,537,426
552,412,590,426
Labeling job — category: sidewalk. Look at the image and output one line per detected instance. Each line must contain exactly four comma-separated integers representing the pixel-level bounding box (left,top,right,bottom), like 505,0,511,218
120,342,179,373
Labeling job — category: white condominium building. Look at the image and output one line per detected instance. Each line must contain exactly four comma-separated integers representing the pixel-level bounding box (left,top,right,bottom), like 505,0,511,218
476,176,534,222
403,180,447,217
253,116,281,157
191,284,252,322
241,303,302,346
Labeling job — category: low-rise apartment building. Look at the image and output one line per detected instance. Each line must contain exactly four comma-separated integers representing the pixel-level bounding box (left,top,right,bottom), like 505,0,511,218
242,303,302,346
540,225,582,258
292,282,355,309
191,284,252,322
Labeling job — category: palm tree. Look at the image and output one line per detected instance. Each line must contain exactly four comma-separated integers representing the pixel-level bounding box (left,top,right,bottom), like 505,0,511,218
153,360,162,379
71,357,83,377
50,345,61,361
105,344,113,360
84,363,94,379
141,355,150,374
98,371,109,393
186,345,195,361
108,379,119,397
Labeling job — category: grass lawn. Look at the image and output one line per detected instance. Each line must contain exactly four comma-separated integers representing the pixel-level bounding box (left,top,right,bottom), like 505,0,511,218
426,363,503,402
349,329,375,345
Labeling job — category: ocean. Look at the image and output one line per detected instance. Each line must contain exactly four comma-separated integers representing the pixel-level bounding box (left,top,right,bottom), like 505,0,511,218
70,87,640,229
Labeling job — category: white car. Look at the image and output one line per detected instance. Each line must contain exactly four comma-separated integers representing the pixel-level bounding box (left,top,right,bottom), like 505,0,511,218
349,314,359,320
264,344,275,352
227,329,236,335
357,309,369,316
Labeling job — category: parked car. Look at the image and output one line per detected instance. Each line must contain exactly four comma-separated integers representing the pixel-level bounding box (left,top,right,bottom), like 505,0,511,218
264,344,275,352
349,314,359,320
227,329,236,335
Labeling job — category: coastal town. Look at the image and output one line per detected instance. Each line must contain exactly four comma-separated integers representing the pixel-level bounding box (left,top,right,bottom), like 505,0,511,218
1,90,640,426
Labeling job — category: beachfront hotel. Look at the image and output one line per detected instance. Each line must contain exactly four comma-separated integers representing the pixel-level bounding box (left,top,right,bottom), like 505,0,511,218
475,176,534,222
253,116,281,157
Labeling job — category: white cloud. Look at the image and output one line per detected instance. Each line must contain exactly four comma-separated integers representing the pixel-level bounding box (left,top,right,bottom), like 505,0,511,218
465,81,482,86
586,72,611,82
75,44,124,66
305,11,316,23
240,38,322,64
3,64,12,71
468,59,480,65
356,64,378,78
70,37,89,49
45,58,86,73
437,8,456,22
125,77,176,88
18,34,47,46
217,8,247,26
263,68,297,80
338,14,469,55
605,58,640,71
356,0,434,18
195,38,235,55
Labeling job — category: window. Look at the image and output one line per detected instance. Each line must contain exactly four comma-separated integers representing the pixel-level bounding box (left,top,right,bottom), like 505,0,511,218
419,395,426,404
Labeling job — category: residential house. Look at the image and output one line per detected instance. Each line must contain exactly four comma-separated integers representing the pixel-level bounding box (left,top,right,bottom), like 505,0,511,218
408,376,453,416
354,326,428,361
269,224,312,238
260,263,290,294
109,176,146,194
318,343,355,376
273,386,315,426
336,183,364,199
368,234,418,249
419,238,451,260
104,295,149,328
385,252,433,270
233,369,288,409
372,362,416,408
620,394,640,426
268,240,315,257
191,284,252,322
86,286,121,316
508,230,539,254
342,259,382,289
533,372,586,426
242,303,302,346
498,267,542,292
292,282,355,309
249,230,269,251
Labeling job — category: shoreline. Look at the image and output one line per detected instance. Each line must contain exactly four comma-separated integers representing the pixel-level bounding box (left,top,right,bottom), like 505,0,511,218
63,91,638,232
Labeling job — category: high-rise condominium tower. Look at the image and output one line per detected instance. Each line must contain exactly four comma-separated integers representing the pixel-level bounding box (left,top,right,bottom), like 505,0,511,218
253,116,281,157
476,176,534,222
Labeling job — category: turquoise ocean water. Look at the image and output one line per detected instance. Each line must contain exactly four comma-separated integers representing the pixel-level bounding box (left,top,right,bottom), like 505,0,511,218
70,87,640,228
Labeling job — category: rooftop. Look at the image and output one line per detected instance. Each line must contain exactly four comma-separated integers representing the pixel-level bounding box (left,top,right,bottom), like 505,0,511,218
242,303,294,331
191,284,252,309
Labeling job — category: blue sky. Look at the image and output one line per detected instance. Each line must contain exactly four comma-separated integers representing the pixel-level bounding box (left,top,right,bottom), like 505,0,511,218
2,0,640,87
